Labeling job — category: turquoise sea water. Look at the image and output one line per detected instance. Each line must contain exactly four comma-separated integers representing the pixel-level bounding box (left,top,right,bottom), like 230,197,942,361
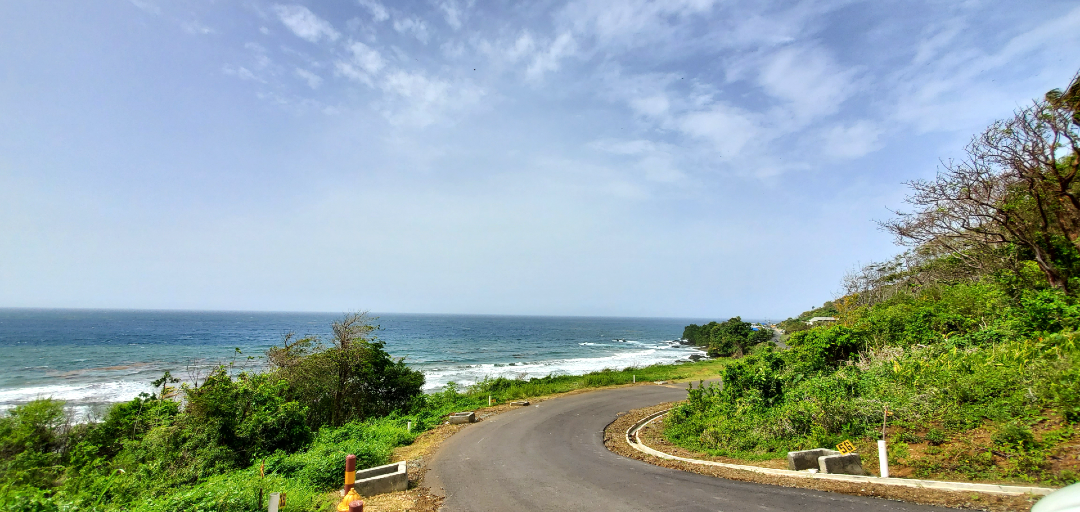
0,309,712,417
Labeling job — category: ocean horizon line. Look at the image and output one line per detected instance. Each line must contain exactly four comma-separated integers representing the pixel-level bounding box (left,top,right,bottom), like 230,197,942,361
0,306,771,324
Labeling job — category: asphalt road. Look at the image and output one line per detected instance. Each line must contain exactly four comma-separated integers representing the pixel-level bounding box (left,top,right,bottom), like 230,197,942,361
425,384,965,512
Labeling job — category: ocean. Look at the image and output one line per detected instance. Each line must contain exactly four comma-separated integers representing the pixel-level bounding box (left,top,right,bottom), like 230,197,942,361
0,309,711,418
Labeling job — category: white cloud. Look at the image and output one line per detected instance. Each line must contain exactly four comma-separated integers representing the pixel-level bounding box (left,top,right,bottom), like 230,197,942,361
380,71,450,126
590,139,685,183
676,103,760,158
128,0,161,16
349,42,385,74
393,17,430,44
441,40,466,59
335,41,385,86
821,121,884,159
295,68,323,89
182,21,214,35
507,32,536,61
590,139,659,155
438,0,467,30
891,5,1080,133
378,71,484,127
637,153,685,183
560,0,717,48
224,66,265,83
272,5,340,43
527,33,577,79
629,94,669,118
383,71,448,102
472,32,536,65
755,45,856,123
357,0,390,22
911,22,964,67
243,42,273,71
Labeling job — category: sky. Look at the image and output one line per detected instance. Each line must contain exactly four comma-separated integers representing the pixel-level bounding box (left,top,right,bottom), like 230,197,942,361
0,0,1078,319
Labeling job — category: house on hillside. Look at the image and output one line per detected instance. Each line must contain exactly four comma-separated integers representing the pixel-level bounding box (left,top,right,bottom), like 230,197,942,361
806,316,838,325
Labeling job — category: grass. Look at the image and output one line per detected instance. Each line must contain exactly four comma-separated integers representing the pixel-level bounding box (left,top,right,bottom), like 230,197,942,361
465,358,729,402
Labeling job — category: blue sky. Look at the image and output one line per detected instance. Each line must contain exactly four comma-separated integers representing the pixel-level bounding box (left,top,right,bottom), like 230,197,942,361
1,0,1077,318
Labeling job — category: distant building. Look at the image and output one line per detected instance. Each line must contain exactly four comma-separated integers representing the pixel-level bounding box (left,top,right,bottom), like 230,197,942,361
806,317,838,325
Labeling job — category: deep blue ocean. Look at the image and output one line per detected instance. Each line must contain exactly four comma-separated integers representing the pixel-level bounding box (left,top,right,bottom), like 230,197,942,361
0,309,713,418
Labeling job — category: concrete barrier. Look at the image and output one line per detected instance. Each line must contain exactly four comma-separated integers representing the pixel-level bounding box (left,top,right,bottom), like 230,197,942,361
786,448,840,471
449,411,476,424
819,453,868,476
354,461,407,496
509,401,530,406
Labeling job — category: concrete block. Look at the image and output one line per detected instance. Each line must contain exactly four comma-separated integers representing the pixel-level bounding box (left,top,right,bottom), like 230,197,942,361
448,411,476,424
509,401,530,406
818,453,868,476
354,461,407,496
786,448,840,471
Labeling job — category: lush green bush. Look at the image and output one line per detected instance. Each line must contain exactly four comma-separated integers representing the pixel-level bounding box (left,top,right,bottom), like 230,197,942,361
0,400,68,490
267,313,425,429
787,326,863,373
183,370,312,461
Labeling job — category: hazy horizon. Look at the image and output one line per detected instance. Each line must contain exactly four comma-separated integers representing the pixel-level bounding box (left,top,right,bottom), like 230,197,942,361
0,306,781,323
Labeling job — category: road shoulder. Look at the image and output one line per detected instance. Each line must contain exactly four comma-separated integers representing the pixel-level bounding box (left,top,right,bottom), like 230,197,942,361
604,403,1041,512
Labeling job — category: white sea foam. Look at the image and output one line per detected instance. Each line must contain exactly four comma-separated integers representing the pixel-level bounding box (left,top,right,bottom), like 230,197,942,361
0,381,158,423
420,343,704,391
0,381,155,406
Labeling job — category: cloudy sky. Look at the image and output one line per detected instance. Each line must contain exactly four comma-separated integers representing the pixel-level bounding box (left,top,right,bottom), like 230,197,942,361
0,0,1077,318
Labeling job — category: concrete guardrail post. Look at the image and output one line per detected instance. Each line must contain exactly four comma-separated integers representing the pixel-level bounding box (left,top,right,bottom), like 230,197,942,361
267,492,284,512
878,440,889,478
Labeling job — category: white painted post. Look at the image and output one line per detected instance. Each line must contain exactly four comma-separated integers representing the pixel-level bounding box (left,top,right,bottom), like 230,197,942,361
633,375,636,383
268,492,281,512
407,421,411,432
878,439,889,478
488,395,491,406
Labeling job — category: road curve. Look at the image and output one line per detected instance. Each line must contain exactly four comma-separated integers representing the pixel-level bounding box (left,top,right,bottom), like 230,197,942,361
425,384,965,512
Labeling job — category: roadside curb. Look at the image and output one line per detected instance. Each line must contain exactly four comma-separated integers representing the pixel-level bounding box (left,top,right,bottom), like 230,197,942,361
625,409,1057,497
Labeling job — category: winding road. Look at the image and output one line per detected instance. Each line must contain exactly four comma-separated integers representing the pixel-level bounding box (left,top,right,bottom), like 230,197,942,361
425,384,965,512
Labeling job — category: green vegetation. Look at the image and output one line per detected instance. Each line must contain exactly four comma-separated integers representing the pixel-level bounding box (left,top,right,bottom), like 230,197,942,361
0,310,724,511
0,312,427,511
682,317,774,357
776,302,840,334
665,72,1080,486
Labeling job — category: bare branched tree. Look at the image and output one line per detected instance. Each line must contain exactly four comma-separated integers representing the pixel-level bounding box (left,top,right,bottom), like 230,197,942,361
843,245,1016,306
882,71,1080,290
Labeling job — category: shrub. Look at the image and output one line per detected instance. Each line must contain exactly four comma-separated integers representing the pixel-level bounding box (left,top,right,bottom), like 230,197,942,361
925,428,946,445
0,400,67,489
992,421,1038,452
788,326,864,373
268,313,425,429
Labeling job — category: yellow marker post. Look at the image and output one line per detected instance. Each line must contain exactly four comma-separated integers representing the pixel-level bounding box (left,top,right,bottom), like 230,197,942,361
836,440,855,454
337,454,363,512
